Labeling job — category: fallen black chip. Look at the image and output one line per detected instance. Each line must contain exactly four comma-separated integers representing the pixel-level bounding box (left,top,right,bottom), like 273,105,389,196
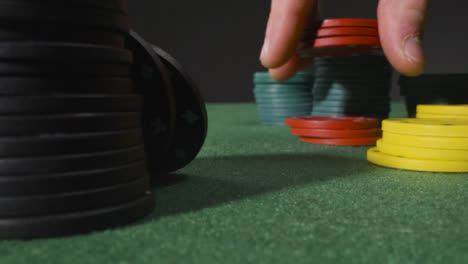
0,145,145,175
0,192,154,239
0,176,149,217
152,45,208,174
0,77,134,95
0,129,143,157
0,112,142,136
0,161,146,196
126,30,177,179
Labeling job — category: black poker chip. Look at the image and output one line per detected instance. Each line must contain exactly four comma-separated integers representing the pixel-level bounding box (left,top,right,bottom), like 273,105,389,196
0,145,145,175
0,94,141,113
0,129,143,157
0,112,141,136
126,30,176,179
152,45,208,173
0,25,126,47
0,176,149,217
0,161,146,196
0,192,154,239
10,0,129,14
0,2,129,32
0,77,134,95
0,42,132,62
0,62,130,77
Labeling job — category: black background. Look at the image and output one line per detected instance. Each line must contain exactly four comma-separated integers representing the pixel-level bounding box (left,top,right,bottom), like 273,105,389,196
129,0,467,102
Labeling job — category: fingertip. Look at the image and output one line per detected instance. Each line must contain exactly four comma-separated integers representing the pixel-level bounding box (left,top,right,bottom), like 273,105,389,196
269,56,301,81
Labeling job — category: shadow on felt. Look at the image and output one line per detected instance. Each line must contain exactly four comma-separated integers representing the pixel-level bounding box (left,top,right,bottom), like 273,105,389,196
145,153,367,220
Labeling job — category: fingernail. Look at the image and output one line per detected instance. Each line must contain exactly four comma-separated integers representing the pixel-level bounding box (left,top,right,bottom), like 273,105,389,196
260,38,269,62
404,35,424,63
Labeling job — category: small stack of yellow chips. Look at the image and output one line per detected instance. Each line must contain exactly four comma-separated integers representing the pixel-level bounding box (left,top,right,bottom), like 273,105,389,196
367,117,468,172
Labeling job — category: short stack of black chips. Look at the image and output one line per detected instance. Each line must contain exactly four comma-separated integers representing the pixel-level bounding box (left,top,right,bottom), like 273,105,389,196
399,74,468,117
0,0,155,239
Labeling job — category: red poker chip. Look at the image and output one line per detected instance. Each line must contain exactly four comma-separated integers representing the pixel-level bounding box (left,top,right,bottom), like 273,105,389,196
285,116,380,129
298,36,381,57
299,136,380,146
317,27,379,38
291,127,382,138
320,18,378,28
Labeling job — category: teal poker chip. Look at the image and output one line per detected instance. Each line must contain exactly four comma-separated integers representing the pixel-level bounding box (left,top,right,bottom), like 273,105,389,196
312,104,390,113
257,104,312,111
313,93,391,101
312,83,391,93
254,71,314,84
310,111,389,119
254,84,311,90
254,91,312,97
255,96,312,104
257,109,311,116
312,99,390,108
314,55,389,65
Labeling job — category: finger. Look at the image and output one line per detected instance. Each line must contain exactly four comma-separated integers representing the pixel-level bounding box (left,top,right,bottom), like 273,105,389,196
378,0,430,76
260,0,317,69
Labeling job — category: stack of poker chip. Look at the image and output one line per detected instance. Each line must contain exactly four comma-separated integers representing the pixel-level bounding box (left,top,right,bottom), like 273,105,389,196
253,72,314,126
367,118,468,172
416,105,468,119
0,1,154,238
286,116,382,146
400,74,468,117
311,55,392,119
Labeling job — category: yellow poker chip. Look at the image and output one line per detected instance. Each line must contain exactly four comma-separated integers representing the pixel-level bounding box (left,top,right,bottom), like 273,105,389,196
417,113,468,119
382,118,468,137
367,147,468,172
383,131,468,150
417,104,468,115
376,139,468,161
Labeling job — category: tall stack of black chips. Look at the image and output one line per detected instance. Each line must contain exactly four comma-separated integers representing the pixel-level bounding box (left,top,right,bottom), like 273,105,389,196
311,55,393,119
399,74,468,117
0,0,155,238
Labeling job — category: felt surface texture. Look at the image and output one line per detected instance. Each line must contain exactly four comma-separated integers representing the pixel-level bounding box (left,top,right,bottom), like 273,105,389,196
0,103,466,264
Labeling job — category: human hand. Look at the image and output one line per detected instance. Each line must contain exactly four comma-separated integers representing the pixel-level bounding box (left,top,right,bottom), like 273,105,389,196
259,0,430,80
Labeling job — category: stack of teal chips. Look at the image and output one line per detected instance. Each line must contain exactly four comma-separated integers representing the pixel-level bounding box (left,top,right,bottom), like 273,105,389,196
253,72,314,126
311,55,393,119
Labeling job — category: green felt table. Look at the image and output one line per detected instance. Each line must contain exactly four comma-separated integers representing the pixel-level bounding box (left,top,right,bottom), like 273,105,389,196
0,103,467,264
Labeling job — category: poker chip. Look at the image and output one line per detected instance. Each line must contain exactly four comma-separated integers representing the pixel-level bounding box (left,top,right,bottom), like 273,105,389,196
300,136,380,146
376,139,468,161
416,113,468,119
291,127,381,138
0,176,149,217
399,74,468,117
253,71,314,126
382,131,468,150
367,148,468,172
417,104,468,116
320,18,378,28
0,192,154,239
314,27,378,38
0,161,147,196
151,45,208,174
286,116,380,129
382,118,468,137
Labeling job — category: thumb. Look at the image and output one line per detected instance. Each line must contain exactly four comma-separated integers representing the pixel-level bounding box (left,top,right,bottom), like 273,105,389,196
378,0,430,76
